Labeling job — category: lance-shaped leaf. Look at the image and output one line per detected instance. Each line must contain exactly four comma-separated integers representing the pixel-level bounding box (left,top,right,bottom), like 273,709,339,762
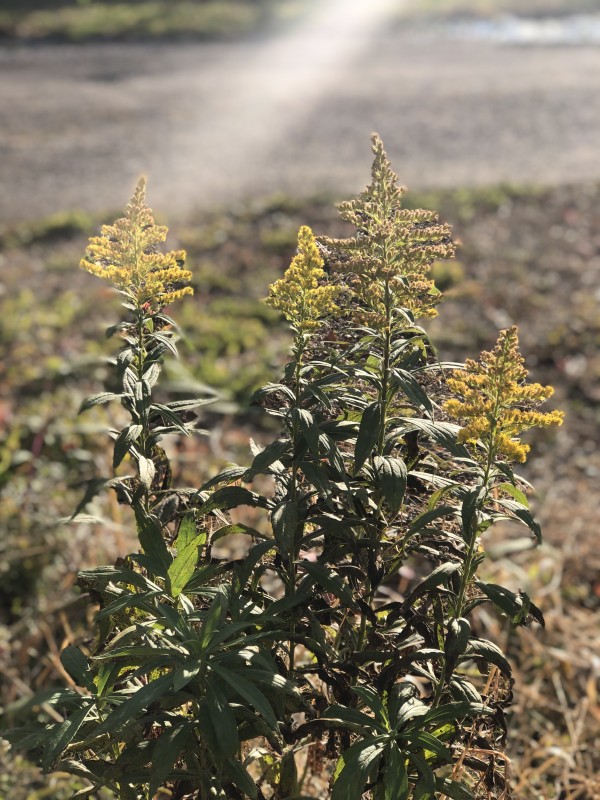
477,581,544,627
134,506,172,579
291,407,320,457
354,401,382,473
249,439,288,475
90,673,173,738
462,638,512,677
148,723,195,798
392,368,432,413
373,455,407,515
60,646,94,691
41,703,92,771
383,744,409,800
404,561,461,604
113,424,143,468
271,500,299,553
78,392,123,414
168,531,204,598
331,737,387,800
300,561,355,607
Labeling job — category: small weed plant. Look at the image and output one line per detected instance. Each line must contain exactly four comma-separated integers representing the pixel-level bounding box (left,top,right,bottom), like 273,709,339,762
5,137,564,799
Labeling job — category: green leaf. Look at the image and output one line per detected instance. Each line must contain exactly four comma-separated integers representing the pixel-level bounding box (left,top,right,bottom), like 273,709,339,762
60,646,93,691
166,397,215,411
212,666,278,730
400,418,470,458
78,392,122,414
279,749,299,797
353,685,389,725
211,523,269,542
320,433,347,478
298,461,332,501
173,512,198,550
134,507,172,579
92,673,173,738
421,701,480,728
232,539,275,592
137,455,156,489
112,424,143,468
405,561,461,602
449,677,482,704
205,684,239,758
320,704,384,734
300,561,355,607
271,500,299,553
436,777,475,800
407,505,455,538
463,638,512,676
461,488,484,544
383,744,409,800
224,756,258,799
373,456,407,515
477,582,543,627
148,723,195,797
354,401,381,473
292,408,320,457
331,737,387,800
498,482,529,507
41,704,91,771
168,533,204,598
201,486,262,515
408,751,436,799
444,618,471,664
392,369,432,412
95,662,120,699
199,591,228,651
303,381,333,411
199,466,247,492
250,439,289,474
512,507,542,544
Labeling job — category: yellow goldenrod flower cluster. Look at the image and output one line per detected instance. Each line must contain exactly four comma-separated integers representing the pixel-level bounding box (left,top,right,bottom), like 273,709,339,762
322,134,455,324
444,326,564,463
266,226,339,333
80,178,193,311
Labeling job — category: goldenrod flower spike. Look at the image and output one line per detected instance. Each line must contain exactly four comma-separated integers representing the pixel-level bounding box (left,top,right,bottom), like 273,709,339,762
80,178,193,311
266,226,339,334
444,326,564,463
322,134,455,324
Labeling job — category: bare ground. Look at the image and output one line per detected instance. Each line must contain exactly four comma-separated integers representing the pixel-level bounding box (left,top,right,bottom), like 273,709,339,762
2,7,600,222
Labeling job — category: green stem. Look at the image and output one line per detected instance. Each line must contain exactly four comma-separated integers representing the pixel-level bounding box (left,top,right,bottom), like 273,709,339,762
454,444,495,619
287,336,305,677
376,277,392,457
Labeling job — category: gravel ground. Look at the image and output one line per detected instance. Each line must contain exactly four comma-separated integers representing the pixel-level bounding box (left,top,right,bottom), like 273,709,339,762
2,3,600,222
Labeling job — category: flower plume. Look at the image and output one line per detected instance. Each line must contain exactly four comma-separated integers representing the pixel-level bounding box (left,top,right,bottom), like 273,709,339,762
266,225,339,333
321,134,455,323
80,178,193,310
444,326,564,463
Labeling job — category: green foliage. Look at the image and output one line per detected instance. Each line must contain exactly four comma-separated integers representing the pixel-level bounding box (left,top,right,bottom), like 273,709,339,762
0,0,313,42
4,138,563,799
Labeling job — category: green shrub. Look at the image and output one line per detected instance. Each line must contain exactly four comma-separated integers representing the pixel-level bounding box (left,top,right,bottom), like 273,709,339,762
3,137,563,799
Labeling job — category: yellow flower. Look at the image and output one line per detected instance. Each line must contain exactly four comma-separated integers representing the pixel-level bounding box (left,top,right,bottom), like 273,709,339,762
444,327,564,463
266,226,339,333
80,178,193,310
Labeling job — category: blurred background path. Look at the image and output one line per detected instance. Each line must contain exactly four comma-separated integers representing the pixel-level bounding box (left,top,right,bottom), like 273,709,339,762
2,0,600,220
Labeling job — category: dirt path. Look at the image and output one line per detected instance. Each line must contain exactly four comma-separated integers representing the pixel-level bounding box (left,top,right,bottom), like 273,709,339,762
2,2,600,221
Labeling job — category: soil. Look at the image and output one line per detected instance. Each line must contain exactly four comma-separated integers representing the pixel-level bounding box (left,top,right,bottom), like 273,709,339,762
2,9,600,222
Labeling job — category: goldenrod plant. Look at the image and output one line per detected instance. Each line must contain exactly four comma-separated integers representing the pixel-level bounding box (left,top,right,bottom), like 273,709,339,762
5,138,563,800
